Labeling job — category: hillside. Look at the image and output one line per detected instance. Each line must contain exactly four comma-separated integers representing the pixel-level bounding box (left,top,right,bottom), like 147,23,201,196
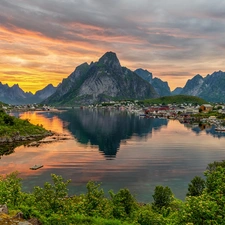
181,71,225,102
139,95,208,105
0,109,51,143
134,68,171,97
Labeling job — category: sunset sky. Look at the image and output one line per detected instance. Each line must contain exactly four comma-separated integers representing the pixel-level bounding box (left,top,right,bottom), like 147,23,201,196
1,0,225,93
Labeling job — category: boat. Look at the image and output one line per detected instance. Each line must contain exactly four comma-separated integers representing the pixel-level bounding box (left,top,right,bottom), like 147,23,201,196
215,127,225,132
30,164,43,170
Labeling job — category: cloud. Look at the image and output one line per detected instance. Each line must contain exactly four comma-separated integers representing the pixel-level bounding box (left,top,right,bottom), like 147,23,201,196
0,0,225,91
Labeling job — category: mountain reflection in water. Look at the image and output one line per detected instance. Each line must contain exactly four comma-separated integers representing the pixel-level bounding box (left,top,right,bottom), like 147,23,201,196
2,108,225,202
57,109,168,158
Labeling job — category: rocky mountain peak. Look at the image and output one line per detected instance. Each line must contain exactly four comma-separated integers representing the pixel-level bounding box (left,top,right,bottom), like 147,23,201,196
98,51,121,70
43,51,158,105
12,84,20,89
134,69,153,83
34,84,57,100
134,68,171,96
181,74,204,96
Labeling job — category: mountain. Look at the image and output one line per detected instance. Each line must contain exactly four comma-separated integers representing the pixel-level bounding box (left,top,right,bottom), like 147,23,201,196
34,84,57,101
181,71,225,102
0,83,56,105
0,83,32,105
171,87,183,95
181,74,204,96
134,69,153,83
43,52,159,106
134,68,171,97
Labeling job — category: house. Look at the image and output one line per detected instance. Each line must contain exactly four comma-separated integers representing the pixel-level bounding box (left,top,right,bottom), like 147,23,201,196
199,104,213,112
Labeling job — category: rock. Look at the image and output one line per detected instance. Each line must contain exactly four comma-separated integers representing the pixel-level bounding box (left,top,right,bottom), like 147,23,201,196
28,218,42,225
18,221,33,225
0,204,8,214
13,211,24,219
43,51,158,105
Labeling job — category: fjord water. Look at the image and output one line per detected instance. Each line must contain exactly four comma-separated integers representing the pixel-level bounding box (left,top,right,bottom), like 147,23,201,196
1,109,225,202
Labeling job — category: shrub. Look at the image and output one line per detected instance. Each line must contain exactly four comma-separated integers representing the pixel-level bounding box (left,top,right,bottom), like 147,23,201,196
152,186,173,211
186,176,205,197
0,171,22,207
33,174,71,214
109,188,138,220
84,181,107,217
138,209,165,225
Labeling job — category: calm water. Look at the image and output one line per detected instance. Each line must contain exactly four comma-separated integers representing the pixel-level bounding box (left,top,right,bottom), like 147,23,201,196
1,108,225,202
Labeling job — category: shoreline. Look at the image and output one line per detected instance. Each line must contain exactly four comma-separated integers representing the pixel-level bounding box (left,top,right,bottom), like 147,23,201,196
0,131,54,144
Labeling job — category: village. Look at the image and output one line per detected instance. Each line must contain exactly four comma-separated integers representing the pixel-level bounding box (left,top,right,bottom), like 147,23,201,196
89,101,225,130
1,100,225,130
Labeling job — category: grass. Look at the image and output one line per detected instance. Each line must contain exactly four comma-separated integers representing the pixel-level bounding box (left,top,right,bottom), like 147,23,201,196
0,109,48,138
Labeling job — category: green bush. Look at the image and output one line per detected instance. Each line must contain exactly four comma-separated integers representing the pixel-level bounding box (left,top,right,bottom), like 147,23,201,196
152,186,173,211
137,209,165,225
0,171,22,207
33,174,71,214
109,188,138,220
186,176,205,197
84,181,107,217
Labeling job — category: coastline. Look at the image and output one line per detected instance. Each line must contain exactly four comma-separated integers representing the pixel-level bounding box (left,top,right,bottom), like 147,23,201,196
0,131,53,144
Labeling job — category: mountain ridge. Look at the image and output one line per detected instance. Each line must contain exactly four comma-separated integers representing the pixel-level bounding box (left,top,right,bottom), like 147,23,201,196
1,51,225,104
181,70,225,102
0,83,57,105
134,68,171,97
43,51,159,105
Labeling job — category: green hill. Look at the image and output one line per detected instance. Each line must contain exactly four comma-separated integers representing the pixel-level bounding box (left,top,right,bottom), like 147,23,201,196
140,95,208,105
0,109,52,156
0,101,8,106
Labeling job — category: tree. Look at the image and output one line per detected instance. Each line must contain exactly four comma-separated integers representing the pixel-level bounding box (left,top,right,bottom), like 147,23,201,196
186,176,205,197
0,171,22,207
33,174,71,214
178,166,225,224
109,188,138,219
206,160,225,173
84,181,106,217
152,186,173,210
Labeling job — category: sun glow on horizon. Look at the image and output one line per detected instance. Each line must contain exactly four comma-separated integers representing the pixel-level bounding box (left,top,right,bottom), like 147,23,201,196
0,1,224,92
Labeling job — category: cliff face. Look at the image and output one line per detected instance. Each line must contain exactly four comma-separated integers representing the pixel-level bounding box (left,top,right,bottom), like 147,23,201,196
134,68,171,97
44,52,159,105
34,84,57,100
181,71,225,102
181,74,204,96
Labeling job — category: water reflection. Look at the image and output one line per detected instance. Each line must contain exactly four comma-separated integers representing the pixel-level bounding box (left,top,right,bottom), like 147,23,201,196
56,109,168,158
183,123,225,139
2,110,225,202
19,111,66,134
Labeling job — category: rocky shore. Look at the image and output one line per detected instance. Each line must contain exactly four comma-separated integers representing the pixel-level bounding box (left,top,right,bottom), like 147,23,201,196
0,132,72,157
0,131,53,144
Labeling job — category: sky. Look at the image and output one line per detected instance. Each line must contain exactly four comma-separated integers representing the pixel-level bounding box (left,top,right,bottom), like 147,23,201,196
0,0,225,93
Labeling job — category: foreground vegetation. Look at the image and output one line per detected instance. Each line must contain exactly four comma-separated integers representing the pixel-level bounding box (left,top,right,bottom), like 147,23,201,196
0,109,51,156
1,160,225,224
0,109,49,139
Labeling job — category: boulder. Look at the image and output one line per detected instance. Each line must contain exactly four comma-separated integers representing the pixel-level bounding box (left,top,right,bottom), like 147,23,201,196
0,204,8,214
